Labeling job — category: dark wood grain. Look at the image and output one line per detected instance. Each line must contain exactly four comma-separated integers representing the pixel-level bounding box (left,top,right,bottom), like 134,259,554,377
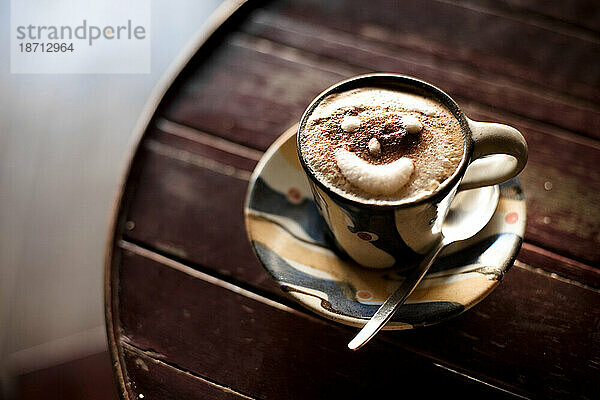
397,261,600,399
161,38,346,150
265,0,600,108
518,243,600,289
240,15,600,140
107,1,600,399
470,0,600,33
122,346,254,400
122,136,276,291
115,245,600,399
117,246,528,399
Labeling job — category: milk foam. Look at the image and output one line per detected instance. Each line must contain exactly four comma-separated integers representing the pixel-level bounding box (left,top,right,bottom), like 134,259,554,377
300,87,464,204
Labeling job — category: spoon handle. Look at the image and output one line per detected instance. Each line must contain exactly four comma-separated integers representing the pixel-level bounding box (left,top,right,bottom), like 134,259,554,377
348,240,446,350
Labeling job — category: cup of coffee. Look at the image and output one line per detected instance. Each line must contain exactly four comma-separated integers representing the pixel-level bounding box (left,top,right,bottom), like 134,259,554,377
297,73,527,269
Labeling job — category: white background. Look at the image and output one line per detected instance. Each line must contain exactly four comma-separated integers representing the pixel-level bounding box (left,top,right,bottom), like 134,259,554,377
0,0,224,383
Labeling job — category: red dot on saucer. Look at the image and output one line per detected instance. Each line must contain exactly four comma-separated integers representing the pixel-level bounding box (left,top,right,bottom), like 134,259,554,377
356,290,372,300
357,232,373,241
287,188,302,204
505,212,518,224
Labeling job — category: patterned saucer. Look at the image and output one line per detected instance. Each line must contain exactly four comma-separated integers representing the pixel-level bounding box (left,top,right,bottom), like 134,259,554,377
244,127,526,329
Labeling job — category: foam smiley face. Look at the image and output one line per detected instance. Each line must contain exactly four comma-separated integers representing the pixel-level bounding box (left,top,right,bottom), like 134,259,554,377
334,112,423,195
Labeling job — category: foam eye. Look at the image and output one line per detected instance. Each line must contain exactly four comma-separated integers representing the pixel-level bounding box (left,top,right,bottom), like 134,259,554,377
401,115,423,134
341,116,361,132
368,138,381,156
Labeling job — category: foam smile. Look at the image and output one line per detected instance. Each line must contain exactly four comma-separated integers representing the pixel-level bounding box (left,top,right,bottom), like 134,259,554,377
335,149,414,195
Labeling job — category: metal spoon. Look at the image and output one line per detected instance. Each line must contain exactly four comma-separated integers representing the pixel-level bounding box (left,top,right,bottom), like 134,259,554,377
348,185,500,350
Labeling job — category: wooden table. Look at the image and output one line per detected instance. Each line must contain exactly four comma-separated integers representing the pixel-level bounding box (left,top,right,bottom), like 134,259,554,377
105,1,600,398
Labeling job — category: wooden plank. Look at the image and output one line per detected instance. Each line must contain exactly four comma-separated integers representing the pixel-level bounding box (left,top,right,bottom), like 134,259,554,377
116,247,529,399
395,260,600,399
518,243,600,289
469,0,600,33
239,16,600,139
122,136,280,293
161,31,600,150
160,39,347,150
122,346,254,400
115,246,600,399
152,121,262,172
261,0,600,107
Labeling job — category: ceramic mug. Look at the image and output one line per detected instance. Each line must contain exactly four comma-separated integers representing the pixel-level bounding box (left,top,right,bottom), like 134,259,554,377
296,74,528,269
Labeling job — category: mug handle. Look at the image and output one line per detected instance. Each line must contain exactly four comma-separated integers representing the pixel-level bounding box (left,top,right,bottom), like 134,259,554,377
458,119,528,191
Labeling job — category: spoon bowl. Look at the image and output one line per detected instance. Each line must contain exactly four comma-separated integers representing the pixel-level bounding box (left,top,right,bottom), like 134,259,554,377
443,185,500,243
